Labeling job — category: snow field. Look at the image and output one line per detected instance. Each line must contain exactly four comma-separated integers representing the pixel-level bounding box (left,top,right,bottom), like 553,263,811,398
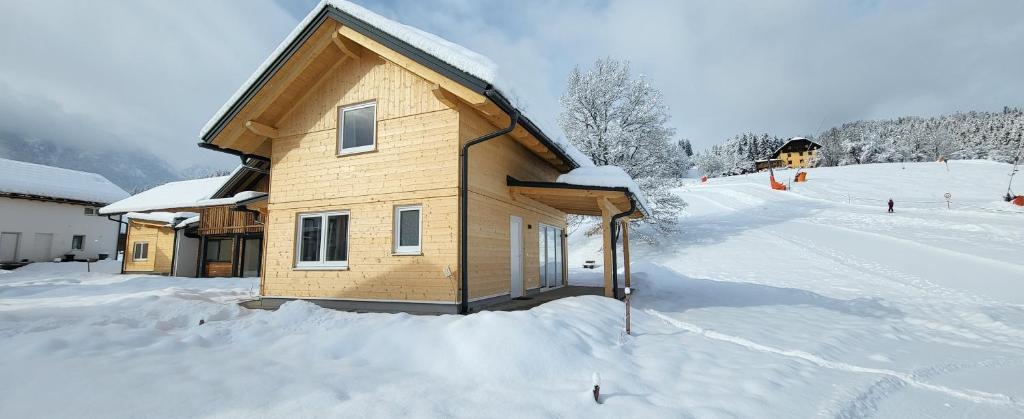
1,161,1023,418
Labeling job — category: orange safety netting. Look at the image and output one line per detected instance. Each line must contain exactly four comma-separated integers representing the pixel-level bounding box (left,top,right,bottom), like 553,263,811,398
770,174,787,191
1013,196,1024,206
794,172,808,182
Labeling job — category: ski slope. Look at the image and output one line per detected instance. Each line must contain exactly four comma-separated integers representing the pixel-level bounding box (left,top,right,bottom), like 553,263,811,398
1,161,1022,418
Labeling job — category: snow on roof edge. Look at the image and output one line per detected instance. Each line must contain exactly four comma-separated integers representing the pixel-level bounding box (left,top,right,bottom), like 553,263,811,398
200,0,498,139
197,0,594,171
0,157,129,205
555,166,649,216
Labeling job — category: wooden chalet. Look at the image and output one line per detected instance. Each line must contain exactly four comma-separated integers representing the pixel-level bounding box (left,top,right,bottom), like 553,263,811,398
99,162,268,277
196,0,646,314
773,137,822,169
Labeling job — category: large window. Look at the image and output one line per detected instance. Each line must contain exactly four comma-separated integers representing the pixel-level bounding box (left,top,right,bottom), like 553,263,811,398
393,205,422,255
337,102,376,155
538,225,563,288
71,235,85,250
296,212,349,268
206,238,232,262
132,242,149,261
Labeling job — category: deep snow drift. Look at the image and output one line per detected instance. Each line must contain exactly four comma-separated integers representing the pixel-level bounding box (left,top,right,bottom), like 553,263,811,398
1,161,1023,418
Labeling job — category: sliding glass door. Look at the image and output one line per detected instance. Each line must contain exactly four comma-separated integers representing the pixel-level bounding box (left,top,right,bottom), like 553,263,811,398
538,225,563,288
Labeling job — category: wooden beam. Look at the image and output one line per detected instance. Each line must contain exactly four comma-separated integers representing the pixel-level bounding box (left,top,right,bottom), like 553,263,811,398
211,21,338,149
509,185,624,200
332,29,362,61
245,120,279,138
431,84,458,108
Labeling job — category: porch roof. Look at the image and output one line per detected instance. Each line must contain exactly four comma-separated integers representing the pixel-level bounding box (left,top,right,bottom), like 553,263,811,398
506,176,644,218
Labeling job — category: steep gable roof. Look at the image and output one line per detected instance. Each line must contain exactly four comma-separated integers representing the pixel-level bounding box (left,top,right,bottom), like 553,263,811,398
0,157,129,205
199,0,590,171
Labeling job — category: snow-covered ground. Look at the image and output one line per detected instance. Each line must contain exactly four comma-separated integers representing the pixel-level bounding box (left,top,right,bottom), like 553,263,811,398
2,161,1022,418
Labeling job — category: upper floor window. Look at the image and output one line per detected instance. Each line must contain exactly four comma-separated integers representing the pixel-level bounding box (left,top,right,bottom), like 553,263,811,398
296,211,349,269
393,205,422,255
338,101,376,155
71,235,85,250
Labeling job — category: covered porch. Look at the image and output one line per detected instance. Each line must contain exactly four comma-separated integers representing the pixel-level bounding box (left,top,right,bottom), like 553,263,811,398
507,176,644,300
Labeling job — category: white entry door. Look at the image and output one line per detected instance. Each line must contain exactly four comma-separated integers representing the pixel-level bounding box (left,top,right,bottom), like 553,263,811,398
33,233,53,261
509,215,524,298
0,233,19,262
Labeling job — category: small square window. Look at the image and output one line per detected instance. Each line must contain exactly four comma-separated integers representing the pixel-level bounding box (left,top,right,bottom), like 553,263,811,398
394,205,422,255
338,102,376,155
133,242,149,261
84,208,95,215
71,235,85,250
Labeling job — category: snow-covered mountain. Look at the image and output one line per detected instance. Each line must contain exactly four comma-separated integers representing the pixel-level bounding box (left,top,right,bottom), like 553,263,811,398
0,135,223,193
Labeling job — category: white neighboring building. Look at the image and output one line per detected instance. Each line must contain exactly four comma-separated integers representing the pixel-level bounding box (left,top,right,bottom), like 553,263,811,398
0,158,129,263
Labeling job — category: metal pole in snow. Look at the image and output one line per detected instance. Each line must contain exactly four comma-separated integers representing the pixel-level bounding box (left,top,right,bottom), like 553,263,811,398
624,287,631,335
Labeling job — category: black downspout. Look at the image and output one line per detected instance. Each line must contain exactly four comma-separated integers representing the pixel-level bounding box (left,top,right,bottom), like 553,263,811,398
106,214,129,274
459,107,520,314
170,229,179,277
608,196,637,300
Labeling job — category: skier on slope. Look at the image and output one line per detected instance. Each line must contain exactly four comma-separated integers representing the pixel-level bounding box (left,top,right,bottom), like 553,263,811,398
887,199,894,213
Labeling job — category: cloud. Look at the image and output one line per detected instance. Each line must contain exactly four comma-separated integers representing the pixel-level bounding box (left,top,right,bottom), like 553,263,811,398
355,0,1024,150
1,0,1022,167
0,0,296,169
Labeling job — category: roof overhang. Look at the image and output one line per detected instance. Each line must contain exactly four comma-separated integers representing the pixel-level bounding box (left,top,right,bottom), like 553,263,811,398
0,192,110,208
199,3,580,172
507,177,644,219
234,193,268,211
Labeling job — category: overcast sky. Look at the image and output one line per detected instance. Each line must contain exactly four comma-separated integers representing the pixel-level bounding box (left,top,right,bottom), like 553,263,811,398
1,0,1022,171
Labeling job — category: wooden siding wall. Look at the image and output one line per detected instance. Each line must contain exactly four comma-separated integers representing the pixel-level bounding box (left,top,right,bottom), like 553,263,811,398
263,56,460,302
461,111,568,300
199,206,263,236
123,220,174,274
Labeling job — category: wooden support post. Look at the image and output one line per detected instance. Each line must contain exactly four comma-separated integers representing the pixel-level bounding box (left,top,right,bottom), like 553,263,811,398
600,199,615,298
332,29,362,61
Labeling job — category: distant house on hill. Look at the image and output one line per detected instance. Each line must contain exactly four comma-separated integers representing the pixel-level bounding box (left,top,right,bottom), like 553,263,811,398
0,158,128,265
99,161,268,277
193,0,647,314
773,137,822,169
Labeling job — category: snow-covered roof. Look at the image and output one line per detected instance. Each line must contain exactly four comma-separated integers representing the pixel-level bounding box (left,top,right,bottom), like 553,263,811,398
556,166,649,214
100,176,232,215
125,212,199,227
195,191,267,208
773,137,822,156
201,0,497,139
175,215,201,229
199,0,593,170
0,157,129,205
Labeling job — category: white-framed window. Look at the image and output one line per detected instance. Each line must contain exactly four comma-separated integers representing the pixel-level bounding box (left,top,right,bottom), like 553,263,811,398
133,242,149,261
337,101,376,155
393,205,422,255
295,211,349,269
71,235,85,250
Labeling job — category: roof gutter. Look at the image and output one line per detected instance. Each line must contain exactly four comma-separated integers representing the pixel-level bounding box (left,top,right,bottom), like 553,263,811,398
197,142,270,163
459,105,520,314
